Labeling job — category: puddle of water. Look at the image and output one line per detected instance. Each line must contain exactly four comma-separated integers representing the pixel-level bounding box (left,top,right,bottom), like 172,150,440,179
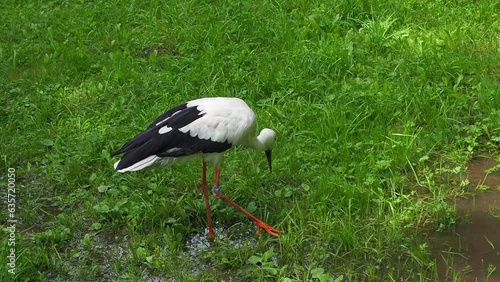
184,224,257,271
144,224,257,281
427,154,500,281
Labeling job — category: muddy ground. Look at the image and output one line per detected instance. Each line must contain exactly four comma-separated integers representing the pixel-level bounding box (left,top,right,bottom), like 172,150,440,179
428,154,500,281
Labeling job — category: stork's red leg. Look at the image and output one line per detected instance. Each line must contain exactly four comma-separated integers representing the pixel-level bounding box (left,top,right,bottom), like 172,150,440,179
201,161,215,240
212,165,282,237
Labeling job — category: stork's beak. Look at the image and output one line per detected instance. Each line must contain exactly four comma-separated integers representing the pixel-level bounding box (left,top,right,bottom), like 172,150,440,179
265,150,272,173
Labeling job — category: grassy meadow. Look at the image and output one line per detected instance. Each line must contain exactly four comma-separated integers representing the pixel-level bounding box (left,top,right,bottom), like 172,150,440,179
1,0,499,281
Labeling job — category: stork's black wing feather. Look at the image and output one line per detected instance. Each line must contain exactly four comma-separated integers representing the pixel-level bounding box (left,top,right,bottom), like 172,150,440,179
146,102,189,130
112,102,231,171
112,102,194,156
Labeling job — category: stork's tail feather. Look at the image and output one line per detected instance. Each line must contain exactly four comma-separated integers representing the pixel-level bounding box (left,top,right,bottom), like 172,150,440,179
114,155,160,172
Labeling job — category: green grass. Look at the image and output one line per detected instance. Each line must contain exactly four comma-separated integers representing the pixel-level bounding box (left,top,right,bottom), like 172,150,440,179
1,0,498,280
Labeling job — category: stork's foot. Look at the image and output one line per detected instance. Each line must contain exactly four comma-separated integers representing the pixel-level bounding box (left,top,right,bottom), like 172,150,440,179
255,220,283,237
207,229,216,241
212,188,282,237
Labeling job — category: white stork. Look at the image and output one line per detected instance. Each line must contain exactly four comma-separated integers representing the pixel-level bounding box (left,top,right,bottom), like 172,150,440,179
112,97,282,239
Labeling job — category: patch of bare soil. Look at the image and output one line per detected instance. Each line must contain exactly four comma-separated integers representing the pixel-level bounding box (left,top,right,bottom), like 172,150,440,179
142,47,179,57
430,154,500,281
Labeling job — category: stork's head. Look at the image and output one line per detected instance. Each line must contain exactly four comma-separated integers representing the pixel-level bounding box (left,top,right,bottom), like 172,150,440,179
259,128,276,173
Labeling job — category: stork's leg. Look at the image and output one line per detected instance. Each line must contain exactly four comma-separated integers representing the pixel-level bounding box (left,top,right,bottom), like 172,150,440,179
212,166,282,237
201,161,215,240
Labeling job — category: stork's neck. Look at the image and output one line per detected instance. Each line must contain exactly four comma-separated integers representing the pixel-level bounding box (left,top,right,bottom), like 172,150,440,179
247,128,276,150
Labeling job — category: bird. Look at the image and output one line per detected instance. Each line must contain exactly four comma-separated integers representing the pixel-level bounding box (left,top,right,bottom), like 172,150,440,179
111,97,282,239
